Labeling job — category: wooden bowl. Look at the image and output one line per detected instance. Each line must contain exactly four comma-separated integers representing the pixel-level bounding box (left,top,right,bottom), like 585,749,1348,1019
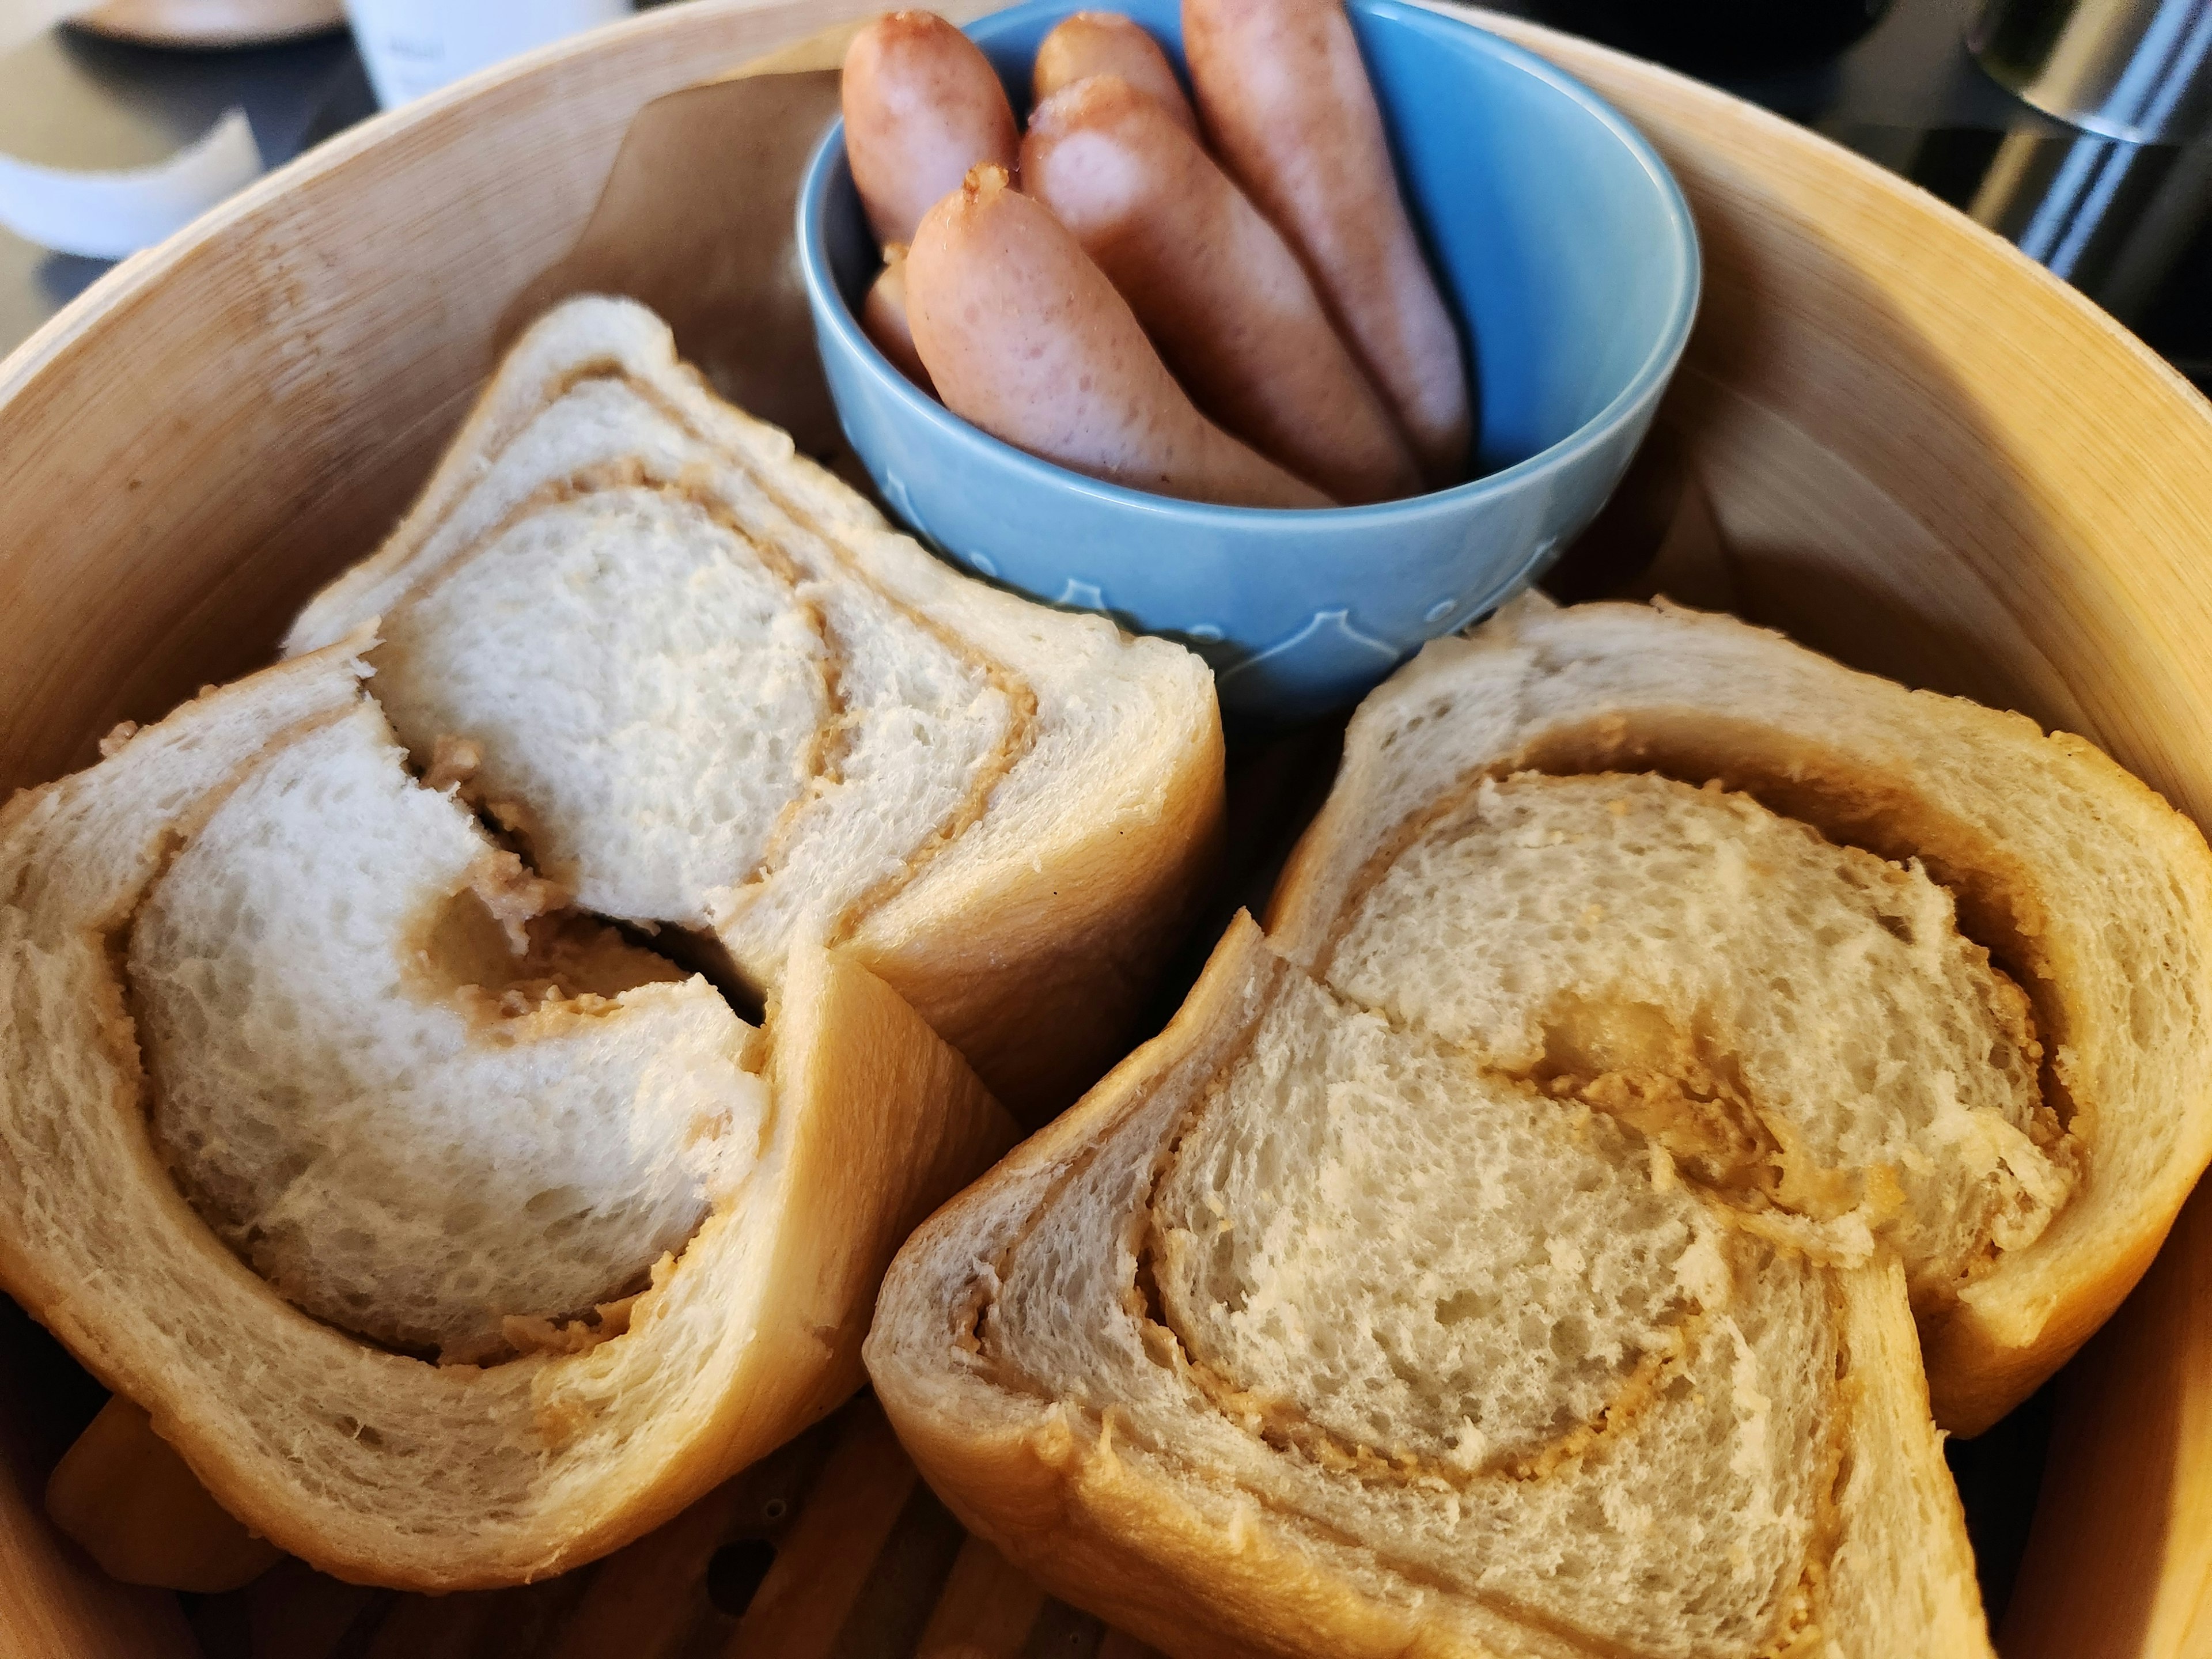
2,1,2207,1653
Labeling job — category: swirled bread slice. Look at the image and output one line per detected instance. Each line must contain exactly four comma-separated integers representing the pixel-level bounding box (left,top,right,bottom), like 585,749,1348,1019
1270,597,2212,1434
0,643,1011,1587
866,916,1992,1659
286,295,1224,1120
867,598,2212,1655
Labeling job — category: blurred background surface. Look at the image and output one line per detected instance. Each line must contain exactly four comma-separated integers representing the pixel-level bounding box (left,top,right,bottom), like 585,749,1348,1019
0,0,2206,390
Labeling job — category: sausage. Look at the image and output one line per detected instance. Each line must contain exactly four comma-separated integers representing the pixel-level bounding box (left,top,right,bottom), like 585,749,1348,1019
861,243,935,390
1182,0,1471,486
842,10,1020,247
1032,12,1198,137
1024,75,1420,505
905,164,1332,509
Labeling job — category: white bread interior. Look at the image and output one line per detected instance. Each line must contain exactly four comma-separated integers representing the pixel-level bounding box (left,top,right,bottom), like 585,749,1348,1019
1323,770,2069,1314
287,294,1225,1120
1269,597,2212,1434
130,698,757,1366
0,642,1013,1588
866,914,1993,1659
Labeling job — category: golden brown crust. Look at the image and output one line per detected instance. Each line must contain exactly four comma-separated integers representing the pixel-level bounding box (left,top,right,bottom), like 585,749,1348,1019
1917,1211,2176,1437
887,1397,1452,1659
857,704,1227,1123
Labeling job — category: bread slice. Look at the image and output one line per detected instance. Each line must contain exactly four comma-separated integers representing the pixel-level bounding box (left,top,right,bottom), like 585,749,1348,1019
0,641,1012,1588
1268,597,2212,1434
866,914,1994,1659
286,294,1224,1120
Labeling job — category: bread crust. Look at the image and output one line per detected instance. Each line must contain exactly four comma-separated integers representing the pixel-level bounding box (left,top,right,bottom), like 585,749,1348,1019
868,594,2210,1652
850,713,1226,1120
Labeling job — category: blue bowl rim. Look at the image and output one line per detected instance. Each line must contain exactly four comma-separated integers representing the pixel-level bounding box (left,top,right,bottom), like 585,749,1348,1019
796,0,1703,527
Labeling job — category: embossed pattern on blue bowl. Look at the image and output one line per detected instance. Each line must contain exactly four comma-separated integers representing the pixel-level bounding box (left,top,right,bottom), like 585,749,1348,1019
798,0,1700,722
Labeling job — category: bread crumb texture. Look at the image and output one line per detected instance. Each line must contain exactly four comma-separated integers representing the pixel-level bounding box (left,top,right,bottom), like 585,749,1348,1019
131,702,760,1364
1325,772,2073,1307
289,294,1219,1117
110,291,1191,1361
963,920,1896,1658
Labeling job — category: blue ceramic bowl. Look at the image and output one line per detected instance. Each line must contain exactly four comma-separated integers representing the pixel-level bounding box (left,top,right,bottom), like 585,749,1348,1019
798,0,1699,722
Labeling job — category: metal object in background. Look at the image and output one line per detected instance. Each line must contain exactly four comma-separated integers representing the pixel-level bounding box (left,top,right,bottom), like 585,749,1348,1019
1955,120,2212,304
1970,0,2212,143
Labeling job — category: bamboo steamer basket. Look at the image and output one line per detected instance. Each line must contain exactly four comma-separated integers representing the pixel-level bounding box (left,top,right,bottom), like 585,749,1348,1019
1,1,2209,1654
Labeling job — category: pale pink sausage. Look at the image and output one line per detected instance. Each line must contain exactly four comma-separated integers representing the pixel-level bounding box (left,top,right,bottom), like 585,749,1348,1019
1183,0,1471,485
862,243,934,390
843,11,1019,247
1024,75,1419,505
906,164,1332,509
1032,12,1198,137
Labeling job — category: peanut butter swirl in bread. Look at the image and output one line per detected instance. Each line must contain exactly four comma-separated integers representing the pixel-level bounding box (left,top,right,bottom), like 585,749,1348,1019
7,647,1002,1590
0,298,1224,1590
1320,771,2072,1309
867,598,2212,1659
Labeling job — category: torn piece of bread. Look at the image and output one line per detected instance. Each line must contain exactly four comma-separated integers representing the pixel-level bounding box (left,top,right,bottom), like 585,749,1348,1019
1270,597,2212,1434
287,294,1224,1119
867,916,1994,1659
0,642,1013,1589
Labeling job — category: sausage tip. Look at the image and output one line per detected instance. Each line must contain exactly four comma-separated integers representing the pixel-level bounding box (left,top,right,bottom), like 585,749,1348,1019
964,161,1012,203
